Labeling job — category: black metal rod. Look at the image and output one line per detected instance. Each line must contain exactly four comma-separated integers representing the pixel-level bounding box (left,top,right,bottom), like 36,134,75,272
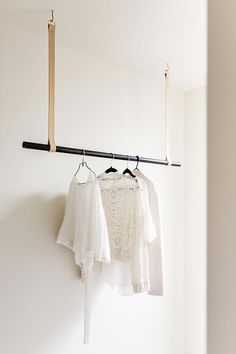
22,141,181,167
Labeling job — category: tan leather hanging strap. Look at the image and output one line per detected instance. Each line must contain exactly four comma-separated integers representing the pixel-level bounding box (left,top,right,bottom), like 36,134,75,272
164,64,171,165
48,18,56,152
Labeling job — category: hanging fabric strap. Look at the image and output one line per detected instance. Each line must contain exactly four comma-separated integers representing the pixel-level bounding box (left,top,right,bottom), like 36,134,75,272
164,64,171,165
48,14,56,152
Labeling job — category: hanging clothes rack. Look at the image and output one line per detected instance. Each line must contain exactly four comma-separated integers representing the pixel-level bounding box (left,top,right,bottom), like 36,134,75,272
22,142,180,166
22,11,181,168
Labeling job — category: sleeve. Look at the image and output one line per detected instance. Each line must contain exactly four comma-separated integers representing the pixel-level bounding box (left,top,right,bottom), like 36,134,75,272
57,179,76,250
148,181,165,296
89,182,111,265
149,182,162,242
74,181,110,271
81,182,110,345
138,178,157,243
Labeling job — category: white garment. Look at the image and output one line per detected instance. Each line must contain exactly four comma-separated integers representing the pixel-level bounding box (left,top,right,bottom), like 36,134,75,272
57,174,110,268
98,172,156,294
57,172,110,343
133,170,164,296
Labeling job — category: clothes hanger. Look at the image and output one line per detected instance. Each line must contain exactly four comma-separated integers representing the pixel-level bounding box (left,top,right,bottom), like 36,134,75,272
74,150,96,178
105,153,118,173
123,155,136,178
133,156,140,171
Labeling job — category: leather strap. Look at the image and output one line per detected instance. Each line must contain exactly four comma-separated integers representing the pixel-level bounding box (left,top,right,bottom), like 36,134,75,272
164,65,171,165
48,21,56,152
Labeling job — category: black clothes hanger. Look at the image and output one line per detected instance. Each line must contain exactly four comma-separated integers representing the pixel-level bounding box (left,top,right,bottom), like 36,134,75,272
133,156,140,171
123,156,136,178
105,153,118,173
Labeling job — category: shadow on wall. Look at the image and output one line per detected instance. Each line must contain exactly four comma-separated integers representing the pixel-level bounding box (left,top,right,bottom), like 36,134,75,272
0,194,101,354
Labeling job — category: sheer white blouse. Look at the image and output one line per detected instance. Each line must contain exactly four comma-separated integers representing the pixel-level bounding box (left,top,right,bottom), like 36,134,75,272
57,173,110,269
57,172,110,343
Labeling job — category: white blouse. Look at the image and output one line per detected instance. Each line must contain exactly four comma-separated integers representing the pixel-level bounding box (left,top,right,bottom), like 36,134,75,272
57,172,110,343
133,170,164,296
57,173,110,269
98,172,156,294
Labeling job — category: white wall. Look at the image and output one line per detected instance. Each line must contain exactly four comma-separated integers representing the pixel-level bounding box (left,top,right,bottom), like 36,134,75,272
208,1,236,353
0,22,184,354
184,87,207,354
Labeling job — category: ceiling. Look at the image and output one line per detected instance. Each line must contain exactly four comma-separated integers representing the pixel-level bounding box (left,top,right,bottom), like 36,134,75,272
0,0,206,90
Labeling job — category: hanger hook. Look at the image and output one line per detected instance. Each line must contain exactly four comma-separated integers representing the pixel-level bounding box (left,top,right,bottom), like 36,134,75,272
110,153,115,167
126,155,130,168
48,9,55,25
135,155,140,169
82,149,85,165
